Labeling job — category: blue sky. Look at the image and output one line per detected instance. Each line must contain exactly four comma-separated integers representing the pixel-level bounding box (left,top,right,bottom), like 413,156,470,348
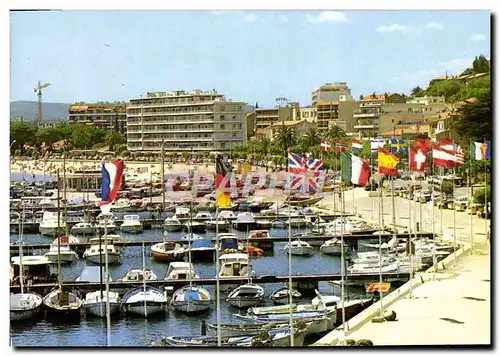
10,10,490,107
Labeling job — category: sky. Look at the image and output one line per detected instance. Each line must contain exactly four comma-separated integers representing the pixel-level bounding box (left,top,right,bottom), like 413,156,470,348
10,10,491,107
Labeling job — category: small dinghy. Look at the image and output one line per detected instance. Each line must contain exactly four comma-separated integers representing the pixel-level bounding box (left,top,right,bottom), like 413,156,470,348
10,293,43,322
226,283,264,308
270,286,302,305
43,288,83,319
170,285,212,313
160,328,295,347
122,286,167,317
319,238,350,256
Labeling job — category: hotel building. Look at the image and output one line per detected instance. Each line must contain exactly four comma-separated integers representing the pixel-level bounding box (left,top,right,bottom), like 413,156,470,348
126,89,247,153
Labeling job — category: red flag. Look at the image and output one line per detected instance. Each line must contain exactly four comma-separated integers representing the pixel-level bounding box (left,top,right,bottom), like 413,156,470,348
414,138,432,153
320,141,331,152
437,138,464,165
335,141,347,153
409,145,427,172
432,145,458,168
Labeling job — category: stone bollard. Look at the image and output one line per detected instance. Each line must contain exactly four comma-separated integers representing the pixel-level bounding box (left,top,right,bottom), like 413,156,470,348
383,310,397,321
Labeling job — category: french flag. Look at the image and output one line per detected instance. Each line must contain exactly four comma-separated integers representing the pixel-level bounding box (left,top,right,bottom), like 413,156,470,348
99,160,124,206
352,139,362,153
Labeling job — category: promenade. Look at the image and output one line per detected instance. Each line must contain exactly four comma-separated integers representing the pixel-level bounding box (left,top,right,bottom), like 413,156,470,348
313,241,491,346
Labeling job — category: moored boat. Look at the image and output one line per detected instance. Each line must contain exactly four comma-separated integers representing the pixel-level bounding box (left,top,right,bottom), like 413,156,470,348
43,288,83,319
120,214,143,233
226,283,264,308
284,240,314,256
270,286,302,305
170,285,212,313
150,241,186,262
122,286,167,317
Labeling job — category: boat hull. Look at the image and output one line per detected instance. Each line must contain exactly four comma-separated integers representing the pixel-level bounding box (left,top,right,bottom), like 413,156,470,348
45,252,78,263
150,249,185,262
320,245,349,256
44,304,82,320
232,222,259,231
39,226,64,237
123,302,166,316
171,300,211,313
285,247,314,256
120,225,143,234
164,225,183,232
86,301,121,318
85,253,121,265
226,297,262,308
70,227,95,235
10,305,43,322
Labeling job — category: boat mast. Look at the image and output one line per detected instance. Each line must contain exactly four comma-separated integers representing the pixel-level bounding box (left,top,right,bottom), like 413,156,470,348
188,201,193,288
287,205,294,347
19,205,25,294
99,225,103,300
104,219,111,346
340,164,346,344
215,205,221,347
56,169,61,289
142,226,147,318
161,139,165,219
377,177,384,317
63,152,68,236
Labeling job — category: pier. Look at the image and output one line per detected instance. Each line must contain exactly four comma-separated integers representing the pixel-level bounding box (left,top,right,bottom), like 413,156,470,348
10,271,410,294
10,232,435,251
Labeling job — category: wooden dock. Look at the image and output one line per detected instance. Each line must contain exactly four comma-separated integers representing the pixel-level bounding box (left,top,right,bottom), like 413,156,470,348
10,272,410,294
10,233,435,251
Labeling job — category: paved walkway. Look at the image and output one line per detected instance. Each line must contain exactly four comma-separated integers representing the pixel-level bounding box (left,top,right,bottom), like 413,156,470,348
317,242,491,346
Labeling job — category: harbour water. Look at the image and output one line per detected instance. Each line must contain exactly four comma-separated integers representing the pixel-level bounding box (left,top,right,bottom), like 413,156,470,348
10,228,368,347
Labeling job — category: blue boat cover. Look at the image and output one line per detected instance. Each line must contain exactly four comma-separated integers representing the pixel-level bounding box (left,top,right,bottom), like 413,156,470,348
192,239,212,248
221,238,238,250
184,291,200,301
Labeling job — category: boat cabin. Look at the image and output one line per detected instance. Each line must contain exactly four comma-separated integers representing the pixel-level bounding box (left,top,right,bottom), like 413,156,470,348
249,230,270,239
166,262,199,280
218,253,250,278
10,256,53,284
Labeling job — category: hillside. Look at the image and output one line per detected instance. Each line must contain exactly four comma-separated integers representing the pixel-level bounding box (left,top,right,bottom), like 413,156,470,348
10,101,71,121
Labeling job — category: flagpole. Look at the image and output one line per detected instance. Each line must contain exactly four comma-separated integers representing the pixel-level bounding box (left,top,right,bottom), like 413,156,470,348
340,153,346,343
452,163,457,268
408,151,414,295
377,173,384,317
371,141,375,220
484,139,488,245
287,206,294,347
469,139,474,255
431,147,437,281
215,205,221,347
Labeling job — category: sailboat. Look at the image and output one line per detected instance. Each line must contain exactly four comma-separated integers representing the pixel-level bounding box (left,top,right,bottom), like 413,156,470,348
10,209,43,322
85,230,121,318
170,210,212,314
43,173,83,319
122,234,167,317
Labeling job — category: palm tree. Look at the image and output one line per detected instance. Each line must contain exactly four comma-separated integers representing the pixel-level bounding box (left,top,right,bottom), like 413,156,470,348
256,137,272,171
301,127,322,151
275,125,296,170
325,125,346,141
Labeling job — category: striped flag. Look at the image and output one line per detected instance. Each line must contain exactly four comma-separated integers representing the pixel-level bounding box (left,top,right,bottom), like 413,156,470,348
215,155,231,208
470,141,491,161
378,147,400,177
335,141,347,153
439,138,464,165
99,160,124,206
351,139,362,153
370,138,385,152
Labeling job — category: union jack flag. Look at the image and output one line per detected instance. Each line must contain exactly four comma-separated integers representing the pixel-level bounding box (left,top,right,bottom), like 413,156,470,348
287,152,324,193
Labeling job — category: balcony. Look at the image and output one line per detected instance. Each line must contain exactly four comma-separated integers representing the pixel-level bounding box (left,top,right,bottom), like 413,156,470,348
353,113,377,118
141,128,214,134
353,124,376,129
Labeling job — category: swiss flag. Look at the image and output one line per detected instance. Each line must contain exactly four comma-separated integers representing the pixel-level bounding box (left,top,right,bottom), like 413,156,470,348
409,145,427,172
320,141,331,152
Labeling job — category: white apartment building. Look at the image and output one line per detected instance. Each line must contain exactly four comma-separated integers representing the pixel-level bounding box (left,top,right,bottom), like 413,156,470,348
126,89,247,153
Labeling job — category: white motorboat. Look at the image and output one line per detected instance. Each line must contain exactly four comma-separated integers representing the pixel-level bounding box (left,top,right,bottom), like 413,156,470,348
122,286,167,316
120,267,158,282
85,290,121,318
164,217,183,232
83,240,121,265
44,245,78,264
232,212,258,231
194,211,212,220
120,214,143,233
218,253,253,292
226,283,264,308
70,222,95,235
150,241,186,262
183,221,206,233
205,219,231,232
165,262,200,281
218,233,241,253
284,240,314,256
217,210,236,220
38,212,66,237
174,207,190,220
96,213,116,233
170,285,212,313
319,238,350,256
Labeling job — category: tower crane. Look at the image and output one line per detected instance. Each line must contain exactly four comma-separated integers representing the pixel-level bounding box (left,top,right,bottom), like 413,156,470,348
34,81,51,125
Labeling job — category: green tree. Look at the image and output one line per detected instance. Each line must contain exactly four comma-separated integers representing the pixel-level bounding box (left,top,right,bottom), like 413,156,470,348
10,122,36,155
472,54,490,73
452,90,491,143
301,127,322,151
275,126,296,170
36,127,61,152
411,86,425,97
104,131,126,148
325,125,346,141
